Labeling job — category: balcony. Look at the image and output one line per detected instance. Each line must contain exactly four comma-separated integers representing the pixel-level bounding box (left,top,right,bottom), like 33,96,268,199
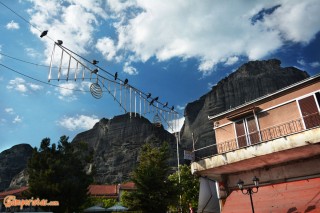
191,113,320,177
216,113,320,154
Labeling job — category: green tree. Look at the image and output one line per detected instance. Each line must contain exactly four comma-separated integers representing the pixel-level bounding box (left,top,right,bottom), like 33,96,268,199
122,142,177,213
28,136,93,213
168,164,200,212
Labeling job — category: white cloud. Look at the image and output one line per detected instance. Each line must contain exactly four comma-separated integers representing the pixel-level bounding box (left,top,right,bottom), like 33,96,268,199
123,62,138,75
25,48,40,58
167,116,185,133
7,78,28,93
6,20,20,30
297,59,306,66
5,108,14,114
176,105,186,111
55,81,90,101
102,0,320,75
57,114,99,131
225,56,239,66
29,83,43,91
7,77,43,93
12,115,22,124
28,0,107,67
95,37,117,61
310,61,320,68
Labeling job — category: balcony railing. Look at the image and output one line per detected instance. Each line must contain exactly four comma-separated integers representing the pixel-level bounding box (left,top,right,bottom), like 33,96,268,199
194,112,320,159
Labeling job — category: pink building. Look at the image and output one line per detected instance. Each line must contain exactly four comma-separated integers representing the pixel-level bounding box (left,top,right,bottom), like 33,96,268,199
191,74,320,212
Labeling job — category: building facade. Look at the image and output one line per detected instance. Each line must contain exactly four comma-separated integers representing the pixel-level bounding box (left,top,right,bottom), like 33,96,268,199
191,74,320,212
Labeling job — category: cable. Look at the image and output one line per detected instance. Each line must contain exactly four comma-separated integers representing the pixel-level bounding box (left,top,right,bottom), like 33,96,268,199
0,1,56,43
0,1,180,114
0,63,91,93
0,52,48,68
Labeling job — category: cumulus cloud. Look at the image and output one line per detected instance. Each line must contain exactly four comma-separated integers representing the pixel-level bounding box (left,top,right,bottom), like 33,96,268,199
101,0,320,75
167,116,185,133
28,0,107,65
5,108,14,114
7,77,43,93
55,81,90,101
95,37,117,61
12,115,22,124
310,61,320,68
6,20,20,30
123,62,138,75
57,114,99,131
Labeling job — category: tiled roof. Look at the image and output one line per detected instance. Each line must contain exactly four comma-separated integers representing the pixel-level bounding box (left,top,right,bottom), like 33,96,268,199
119,182,135,190
0,186,29,199
88,185,118,196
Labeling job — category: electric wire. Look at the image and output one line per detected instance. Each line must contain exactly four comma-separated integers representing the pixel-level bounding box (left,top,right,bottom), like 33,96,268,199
0,1,180,115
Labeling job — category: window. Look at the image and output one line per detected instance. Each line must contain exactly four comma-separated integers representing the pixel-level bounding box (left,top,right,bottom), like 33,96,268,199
298,93,320,129
235,116,260,148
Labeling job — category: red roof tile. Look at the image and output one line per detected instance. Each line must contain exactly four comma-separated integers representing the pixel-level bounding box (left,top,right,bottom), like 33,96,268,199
88,185,118,196
119,182,135,190
0,186,29,199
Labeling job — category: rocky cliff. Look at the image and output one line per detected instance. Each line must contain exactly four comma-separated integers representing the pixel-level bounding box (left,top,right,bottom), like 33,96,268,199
0,144,33,191
72,113,182,184
180,59,309,158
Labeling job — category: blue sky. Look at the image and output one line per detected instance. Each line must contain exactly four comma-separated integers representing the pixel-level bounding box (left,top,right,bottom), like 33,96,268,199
0,0,319,152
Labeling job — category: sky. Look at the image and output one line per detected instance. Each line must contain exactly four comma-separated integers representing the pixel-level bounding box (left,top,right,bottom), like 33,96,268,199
0,0,319,152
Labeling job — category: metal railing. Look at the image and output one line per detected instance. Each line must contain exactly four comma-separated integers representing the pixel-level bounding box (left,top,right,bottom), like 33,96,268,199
194,112,320,158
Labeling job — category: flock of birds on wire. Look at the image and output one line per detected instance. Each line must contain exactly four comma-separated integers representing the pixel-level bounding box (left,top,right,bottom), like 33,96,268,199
40,30,179,130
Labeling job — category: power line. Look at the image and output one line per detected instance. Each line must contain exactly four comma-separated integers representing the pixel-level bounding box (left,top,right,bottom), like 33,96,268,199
0,1,180,115
0,63,91,93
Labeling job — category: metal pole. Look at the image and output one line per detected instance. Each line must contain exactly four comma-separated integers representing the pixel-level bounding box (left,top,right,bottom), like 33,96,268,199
249,189,255,213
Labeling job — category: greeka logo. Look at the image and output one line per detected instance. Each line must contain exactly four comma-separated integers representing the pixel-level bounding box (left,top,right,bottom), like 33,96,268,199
3,195,59,210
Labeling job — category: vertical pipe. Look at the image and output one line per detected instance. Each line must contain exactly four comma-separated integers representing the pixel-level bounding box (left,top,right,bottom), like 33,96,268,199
48,43,56,82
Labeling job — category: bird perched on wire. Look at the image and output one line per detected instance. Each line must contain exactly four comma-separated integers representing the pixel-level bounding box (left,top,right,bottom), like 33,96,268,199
163,102,168,108
114,72,118,81
40,30,48,38
146,93,151,99
124,79,128,85
149,97,159,105
92,60,99,65
56,40,63,45
91,69,98,74
171,106,174,111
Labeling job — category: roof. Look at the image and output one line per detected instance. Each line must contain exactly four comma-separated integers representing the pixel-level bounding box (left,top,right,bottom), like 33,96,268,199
0,186,29,199
208,73,320,121
221,177,320,213
119,182,135,190
88,185,117,197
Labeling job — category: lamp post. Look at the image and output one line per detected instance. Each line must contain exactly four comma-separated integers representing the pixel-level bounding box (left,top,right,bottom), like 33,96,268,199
237,176,259,213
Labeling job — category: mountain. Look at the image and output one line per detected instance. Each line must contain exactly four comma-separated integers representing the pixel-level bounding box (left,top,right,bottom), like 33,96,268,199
180,59,309,158
0,144,33,191
72,113,182,184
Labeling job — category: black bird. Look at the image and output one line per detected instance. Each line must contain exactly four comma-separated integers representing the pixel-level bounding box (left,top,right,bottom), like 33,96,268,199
154,97,159,101
124,79,128,85
163,102,168,108
149,99,155,105
40,30,48,38
114,72,118,81
92,60,99,65
146,93,151,99
91,69,98,74
56,40,63,45
171,106,174,111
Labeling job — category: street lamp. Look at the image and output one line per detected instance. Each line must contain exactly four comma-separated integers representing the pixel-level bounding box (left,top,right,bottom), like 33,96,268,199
237,176,259,213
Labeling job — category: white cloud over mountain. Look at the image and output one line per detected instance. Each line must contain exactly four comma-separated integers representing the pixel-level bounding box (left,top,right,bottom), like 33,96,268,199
57,114,99,131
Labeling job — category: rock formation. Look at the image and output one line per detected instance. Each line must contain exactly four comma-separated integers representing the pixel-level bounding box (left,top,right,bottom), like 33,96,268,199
0,144,33,191
72,113,182,184
180,59,309,158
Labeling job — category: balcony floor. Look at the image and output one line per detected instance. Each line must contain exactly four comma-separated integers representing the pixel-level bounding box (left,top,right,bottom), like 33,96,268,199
191,128,320,179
